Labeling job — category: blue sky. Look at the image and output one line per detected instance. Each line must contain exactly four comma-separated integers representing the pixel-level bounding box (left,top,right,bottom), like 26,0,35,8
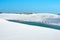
0,0,60,13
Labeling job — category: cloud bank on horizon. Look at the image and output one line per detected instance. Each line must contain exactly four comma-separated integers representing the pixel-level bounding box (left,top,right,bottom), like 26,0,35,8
0,0,60,13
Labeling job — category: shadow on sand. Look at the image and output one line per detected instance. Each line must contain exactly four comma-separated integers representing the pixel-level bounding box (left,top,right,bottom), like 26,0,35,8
8,20,60,30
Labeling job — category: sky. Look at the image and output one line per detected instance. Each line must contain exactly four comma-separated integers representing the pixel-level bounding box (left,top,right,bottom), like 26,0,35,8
0,0,60,14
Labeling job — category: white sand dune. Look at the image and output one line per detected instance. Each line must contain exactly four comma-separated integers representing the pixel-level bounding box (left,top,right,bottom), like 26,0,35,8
0,19,60,40
0,13,60,26
0,13,58,21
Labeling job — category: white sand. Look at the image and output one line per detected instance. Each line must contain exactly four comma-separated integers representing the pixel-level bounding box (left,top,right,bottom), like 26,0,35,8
0,19,60,40
0,13,60,26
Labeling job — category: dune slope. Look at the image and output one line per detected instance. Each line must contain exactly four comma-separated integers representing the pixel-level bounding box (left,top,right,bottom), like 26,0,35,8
0,19,60,40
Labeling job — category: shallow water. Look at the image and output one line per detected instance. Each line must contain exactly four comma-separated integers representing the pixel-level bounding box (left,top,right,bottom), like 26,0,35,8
8,20,60,30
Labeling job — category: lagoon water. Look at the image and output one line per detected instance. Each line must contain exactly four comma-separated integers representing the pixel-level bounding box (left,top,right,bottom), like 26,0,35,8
46,18,60,23
8,20,60,30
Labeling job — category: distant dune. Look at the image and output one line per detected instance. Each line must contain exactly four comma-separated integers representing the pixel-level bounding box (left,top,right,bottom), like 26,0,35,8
0,13,60,26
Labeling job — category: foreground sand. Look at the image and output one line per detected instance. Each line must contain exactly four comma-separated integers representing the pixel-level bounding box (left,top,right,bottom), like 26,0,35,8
0,19,60,40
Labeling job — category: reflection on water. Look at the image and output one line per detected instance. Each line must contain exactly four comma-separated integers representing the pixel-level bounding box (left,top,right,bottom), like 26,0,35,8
8,20,60,30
